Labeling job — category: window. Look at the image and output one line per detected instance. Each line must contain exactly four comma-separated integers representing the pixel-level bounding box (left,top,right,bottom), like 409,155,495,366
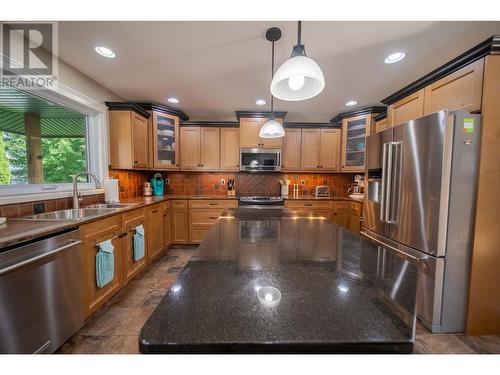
0,84,90,186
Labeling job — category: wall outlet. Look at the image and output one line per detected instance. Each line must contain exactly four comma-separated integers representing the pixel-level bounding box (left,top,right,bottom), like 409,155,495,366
165,178,170,184
220,179,226,185
300,180,305,186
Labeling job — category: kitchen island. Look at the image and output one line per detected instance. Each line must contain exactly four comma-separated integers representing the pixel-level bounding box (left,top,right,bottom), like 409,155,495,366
139,208,420,353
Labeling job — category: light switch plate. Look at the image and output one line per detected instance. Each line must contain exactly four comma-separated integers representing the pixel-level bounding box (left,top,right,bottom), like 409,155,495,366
165,178,170,184
220,179,226,185
300,180,305,186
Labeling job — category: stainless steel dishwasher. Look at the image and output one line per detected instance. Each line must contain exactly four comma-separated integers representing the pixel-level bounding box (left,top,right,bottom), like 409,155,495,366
0,229,83,353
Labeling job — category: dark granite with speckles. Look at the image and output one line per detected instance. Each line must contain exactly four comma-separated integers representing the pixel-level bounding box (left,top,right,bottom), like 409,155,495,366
140,208,419,353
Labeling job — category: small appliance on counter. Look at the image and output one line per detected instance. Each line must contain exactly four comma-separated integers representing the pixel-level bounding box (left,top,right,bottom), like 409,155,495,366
150,173,164,196
143,182,153,197
348,174,365,201
314,185,330,197
280,176,291,196
104,177,120,203
227,178,236,196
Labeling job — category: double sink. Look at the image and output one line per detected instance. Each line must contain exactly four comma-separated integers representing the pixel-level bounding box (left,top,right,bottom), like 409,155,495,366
16,203,140,222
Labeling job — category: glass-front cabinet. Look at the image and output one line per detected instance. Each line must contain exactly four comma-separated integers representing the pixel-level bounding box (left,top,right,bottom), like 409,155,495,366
152,111,180,170
341,114,370,172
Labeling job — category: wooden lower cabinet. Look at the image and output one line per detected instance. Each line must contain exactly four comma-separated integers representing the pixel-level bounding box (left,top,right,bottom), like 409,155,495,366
348,201,363,235
80,215,123,319
172,200,189,244
188,199,238,244
146,203,164,262
162,201,172,249
284,200,334,220
122,208,147,285
333,201,349,228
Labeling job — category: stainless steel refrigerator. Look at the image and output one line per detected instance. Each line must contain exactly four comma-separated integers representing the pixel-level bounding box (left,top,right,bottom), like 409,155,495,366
361,110,480,333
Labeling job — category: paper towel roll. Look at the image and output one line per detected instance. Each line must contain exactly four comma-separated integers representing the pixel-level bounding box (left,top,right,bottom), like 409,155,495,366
104,178,119,203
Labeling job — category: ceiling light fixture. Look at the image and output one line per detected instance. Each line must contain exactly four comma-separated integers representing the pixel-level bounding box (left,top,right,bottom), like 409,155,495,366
384,52,406,64
260,27,285,139
94,46,116,59
345,100,358,107
256,99,266,106
270,21,325,101
167,97,180,104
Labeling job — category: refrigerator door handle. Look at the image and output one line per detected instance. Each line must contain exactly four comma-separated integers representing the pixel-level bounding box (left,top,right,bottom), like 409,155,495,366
388,141,402,224
384,142,394,222
361,230,429,263
380,143,389,222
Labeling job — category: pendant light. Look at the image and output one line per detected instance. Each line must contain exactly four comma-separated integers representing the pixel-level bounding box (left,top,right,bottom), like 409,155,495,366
270,21,325,101
260,27,285,139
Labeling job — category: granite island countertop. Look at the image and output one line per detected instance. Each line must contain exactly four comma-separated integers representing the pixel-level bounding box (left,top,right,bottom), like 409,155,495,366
139,208,420,354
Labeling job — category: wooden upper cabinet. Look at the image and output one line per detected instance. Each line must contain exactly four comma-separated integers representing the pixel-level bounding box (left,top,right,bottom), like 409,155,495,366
109,110,149,169
180,127,220,171
131,113,148,168
220,128,240,171
301,129,321,171
200,127,220,170
341,114,370,172
424,58,484,115
180,127,201,170
239,118,263,148
320,129,340,171
152,111,180,170
282,128,302,171
387,89,425,127
239,117,283,148
374,117,389,133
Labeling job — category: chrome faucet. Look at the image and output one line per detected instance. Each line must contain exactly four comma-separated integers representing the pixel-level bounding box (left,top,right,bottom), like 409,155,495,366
72,172,102,210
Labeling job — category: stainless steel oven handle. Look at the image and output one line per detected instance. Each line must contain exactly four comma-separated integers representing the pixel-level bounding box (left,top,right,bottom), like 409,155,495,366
361,231,428,263
0,239,82,276
380,143,388,222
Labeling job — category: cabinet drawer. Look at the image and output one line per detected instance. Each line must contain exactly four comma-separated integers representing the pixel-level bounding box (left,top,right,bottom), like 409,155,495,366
190,209,225,225
121,207,145,229
188,200,238,209
80,215,121,242
285,200,333,209
172,199,188,208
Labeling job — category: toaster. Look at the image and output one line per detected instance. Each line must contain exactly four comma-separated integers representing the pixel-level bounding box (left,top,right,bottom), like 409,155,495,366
314,185,330,197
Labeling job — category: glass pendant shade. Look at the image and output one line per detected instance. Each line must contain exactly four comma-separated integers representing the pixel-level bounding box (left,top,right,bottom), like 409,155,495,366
270,55,325,101
259,119,285,138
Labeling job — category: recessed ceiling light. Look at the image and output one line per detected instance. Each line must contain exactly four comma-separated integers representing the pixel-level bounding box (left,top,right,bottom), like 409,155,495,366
345,100,358,107
256,99,266,106
167,97,180,104
94,46,116,59
384,52,406,64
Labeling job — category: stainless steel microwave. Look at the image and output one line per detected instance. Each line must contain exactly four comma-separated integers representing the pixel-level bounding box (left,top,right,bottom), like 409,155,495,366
240,148,281,172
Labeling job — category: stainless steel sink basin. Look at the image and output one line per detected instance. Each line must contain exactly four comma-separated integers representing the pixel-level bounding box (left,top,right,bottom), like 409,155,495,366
86,203,139,209
16,208,119,222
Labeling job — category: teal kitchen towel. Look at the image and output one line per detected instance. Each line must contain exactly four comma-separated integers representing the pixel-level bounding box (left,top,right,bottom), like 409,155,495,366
96,239,114,288
133,225,145,261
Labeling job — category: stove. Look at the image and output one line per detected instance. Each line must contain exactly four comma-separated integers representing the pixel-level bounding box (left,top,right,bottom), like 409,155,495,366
238,196,284,209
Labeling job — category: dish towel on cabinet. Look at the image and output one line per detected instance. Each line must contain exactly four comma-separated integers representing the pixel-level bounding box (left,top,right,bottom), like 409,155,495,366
133,225,145,261
96,239,114,288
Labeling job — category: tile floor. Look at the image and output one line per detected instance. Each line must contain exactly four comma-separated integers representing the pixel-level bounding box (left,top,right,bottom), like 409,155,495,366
58,245,500,354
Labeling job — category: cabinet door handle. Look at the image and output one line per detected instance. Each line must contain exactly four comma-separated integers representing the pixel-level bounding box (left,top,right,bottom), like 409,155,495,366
208,203,218,206
304,203,313,207
209,216,219,219
152,209,159,213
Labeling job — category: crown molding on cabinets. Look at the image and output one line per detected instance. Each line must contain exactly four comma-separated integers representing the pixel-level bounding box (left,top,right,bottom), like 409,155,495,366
373,111,388,122
136,102,189,121
180,120,238,128
329,106,386,124
105,102,151,118
284,122,341,129
235,110,287,120
381,35,500,105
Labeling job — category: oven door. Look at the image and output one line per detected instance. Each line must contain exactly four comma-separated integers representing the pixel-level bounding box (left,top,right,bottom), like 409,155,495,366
240,148,281,172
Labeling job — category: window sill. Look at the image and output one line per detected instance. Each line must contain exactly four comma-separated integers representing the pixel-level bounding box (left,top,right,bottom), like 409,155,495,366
0,188,105,205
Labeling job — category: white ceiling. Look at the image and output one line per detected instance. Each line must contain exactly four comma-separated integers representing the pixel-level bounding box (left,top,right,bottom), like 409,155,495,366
58,21,500,122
